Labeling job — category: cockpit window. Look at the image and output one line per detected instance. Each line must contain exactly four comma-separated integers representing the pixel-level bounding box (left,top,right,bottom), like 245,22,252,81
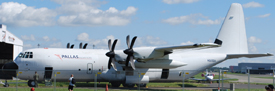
21,52,33,58
24,52,29,58
18,53,24,58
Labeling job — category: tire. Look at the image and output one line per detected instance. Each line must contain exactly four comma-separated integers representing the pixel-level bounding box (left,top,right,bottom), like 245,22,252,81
110,82,121,87
137,83,146,87
4,83,9,87
28,80,35,87
125,83,135,88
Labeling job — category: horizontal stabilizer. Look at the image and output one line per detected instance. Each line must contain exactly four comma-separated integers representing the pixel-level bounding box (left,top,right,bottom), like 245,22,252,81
155,43,220,52
227,53,273,59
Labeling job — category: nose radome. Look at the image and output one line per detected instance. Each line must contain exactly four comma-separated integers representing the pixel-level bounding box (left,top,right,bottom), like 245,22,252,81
2,62,18,77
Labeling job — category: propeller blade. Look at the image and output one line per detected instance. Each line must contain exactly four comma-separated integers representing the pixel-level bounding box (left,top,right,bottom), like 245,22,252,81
79,42,82,49
83,43,88,49
108,58,112,69
70,44,74,49
111,39,118,51
130,36,137,49
126,56,130,67
108,39,111,51
126,35,130,48
111,58,117,71
67,43,70,48
129,56,136,70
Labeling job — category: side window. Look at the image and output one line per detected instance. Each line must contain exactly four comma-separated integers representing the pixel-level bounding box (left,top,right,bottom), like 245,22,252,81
29,52,33,58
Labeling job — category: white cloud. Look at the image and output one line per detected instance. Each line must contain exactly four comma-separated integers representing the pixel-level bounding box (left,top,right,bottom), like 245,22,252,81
57,6,137,26
49,42,63,48
136,36,167,46
54,0,138,26
120,6,138,16
144,36,167,45
23,44,33,50
43,36,50,42
248,36,262,53
0,2,57,27
23,44,32,48
21,35,35,41
77,33,90,41
0,1,137,27
248,36,261,43
75,33,121,49
162,0,199,4
162,14,222,25
258,13,271,18
181,41,194,45
243,1,264,8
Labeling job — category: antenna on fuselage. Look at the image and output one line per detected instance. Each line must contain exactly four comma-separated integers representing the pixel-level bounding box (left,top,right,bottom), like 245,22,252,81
83,43,88,49
70,44,74,49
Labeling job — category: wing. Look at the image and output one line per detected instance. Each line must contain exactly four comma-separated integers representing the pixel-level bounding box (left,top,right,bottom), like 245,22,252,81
135,43,220,61
155,43,220,52
226,53,273,59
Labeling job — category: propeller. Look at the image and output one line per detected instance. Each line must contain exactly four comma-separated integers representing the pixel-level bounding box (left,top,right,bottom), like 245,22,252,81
123,35,137,70
105,39,118,70
67,43,70,48
79,42,83,49
83,43,88,49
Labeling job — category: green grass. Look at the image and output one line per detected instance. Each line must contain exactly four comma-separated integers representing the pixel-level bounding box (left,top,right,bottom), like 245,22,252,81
0,88,268,91
256,77,275,79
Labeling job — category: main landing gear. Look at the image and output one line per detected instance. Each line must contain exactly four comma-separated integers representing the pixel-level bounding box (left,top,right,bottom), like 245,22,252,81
110,81,147,88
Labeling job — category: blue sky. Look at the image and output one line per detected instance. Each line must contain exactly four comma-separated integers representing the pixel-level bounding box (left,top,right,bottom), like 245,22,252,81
0,0,274,67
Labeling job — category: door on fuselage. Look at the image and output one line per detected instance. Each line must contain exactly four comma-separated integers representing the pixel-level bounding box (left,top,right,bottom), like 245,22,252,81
44,67,53,86
87,63,93,74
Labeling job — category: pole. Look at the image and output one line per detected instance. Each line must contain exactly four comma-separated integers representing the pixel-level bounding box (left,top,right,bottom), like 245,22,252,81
248,69,250,91
273,69,274,88
222,70,224,90
182,71,184,91
95,72,97,91
16,71,18,91
218,69,221,91
138,72,140,91
54,72,56,91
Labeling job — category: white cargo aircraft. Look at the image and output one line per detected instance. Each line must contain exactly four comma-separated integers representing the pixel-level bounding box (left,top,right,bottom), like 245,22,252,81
2,3,273,87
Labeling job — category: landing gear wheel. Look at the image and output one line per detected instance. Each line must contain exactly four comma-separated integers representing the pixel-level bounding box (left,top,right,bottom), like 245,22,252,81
28,80,35,87
123,83,135,87
137,83,146,87
4,83,9,87
110,82,121,87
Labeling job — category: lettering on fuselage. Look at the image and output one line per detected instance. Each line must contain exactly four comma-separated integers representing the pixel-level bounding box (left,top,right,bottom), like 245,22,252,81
207,59,216,62
54,54,92,61
62,55,79,59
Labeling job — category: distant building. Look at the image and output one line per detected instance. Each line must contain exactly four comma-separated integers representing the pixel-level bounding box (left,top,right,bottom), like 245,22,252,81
230,63,275,74
229,66,240,73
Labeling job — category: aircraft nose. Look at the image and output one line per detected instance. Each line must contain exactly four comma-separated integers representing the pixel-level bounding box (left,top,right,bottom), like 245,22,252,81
2,62,18,77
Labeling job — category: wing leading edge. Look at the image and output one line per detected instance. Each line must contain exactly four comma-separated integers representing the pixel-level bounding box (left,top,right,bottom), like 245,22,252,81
154,43,220,52
226,53,273,59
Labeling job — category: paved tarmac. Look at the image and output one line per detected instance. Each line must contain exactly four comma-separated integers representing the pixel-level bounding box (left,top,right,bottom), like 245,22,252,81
78,83,267,90
213,73,274,83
